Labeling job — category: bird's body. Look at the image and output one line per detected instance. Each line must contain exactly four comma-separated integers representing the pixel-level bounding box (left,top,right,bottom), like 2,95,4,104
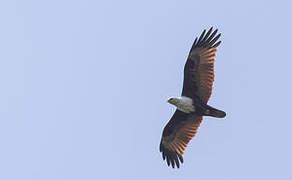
159,27,226,168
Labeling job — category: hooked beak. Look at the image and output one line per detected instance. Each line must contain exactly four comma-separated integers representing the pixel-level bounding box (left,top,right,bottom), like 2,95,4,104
167,98,174,104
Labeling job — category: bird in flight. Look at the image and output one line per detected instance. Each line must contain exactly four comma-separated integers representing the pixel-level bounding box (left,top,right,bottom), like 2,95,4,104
159,27,226,168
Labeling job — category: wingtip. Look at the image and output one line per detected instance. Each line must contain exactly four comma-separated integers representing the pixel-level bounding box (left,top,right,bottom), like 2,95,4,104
213,40,221,48
213,28,218,34
160,145,184,168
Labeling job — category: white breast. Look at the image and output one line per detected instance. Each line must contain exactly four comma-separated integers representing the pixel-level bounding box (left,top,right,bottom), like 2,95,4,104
176,96,195,113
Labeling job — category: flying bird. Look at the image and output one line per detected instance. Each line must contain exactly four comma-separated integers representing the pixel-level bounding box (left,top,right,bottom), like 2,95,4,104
159,27,226,168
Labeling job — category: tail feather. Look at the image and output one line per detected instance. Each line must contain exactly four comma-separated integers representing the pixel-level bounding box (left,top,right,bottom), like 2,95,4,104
205,106,226,118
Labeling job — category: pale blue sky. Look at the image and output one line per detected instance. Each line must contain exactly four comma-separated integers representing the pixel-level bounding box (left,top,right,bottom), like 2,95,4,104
0,0,292,179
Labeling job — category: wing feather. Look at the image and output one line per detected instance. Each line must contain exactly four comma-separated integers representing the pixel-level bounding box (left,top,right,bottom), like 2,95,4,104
182,27,221,103
197,29,206,45
205,29,218,44
160,110,202,168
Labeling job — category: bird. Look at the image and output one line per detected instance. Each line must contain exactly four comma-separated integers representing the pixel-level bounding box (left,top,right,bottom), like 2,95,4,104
159,27,226,168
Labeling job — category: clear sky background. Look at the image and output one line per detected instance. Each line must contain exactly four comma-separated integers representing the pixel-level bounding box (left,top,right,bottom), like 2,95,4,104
0,0,292,179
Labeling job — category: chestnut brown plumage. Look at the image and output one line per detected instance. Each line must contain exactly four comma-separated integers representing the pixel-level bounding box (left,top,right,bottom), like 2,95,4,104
160,27,226,168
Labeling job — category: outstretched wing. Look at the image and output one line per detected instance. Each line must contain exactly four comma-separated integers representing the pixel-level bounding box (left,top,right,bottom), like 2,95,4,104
160,110,203,168
182,27,221,103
